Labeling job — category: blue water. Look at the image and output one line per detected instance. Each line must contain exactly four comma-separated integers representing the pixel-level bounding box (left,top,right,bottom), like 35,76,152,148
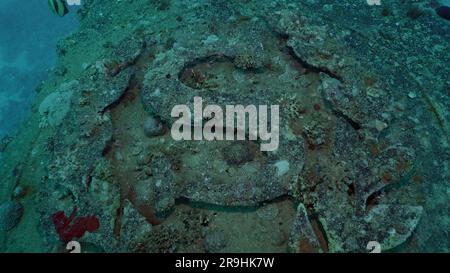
0,0,79,138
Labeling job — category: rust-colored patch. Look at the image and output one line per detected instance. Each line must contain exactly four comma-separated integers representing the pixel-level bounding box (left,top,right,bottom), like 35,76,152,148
381,171,393,183
238,15,251,22
395,159,409,172
368,141,379,156
288,120,303,136
128,188,161,226
310,219,329,252
363,76,377,87
367,140,389,156
412,173,423,184
298,238,318,253
103,45,163,235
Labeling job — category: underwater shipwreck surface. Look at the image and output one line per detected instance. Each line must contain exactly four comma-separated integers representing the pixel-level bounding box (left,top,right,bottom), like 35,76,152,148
0,0,449,253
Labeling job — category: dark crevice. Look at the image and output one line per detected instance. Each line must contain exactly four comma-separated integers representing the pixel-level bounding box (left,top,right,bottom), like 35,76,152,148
84,167,94,192
101,137,115,157
276,31,363,132
99,39,150,115
365,189,383,213
274,30,343,82
307,215,330,253
347,182,356,196
113,203,124,239
364,174,411,213
99,75,137,116
175,194,292,213
285,44,343,82
334,110,363,131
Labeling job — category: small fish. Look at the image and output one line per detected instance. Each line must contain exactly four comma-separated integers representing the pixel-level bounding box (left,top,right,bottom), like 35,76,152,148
48,0,69,17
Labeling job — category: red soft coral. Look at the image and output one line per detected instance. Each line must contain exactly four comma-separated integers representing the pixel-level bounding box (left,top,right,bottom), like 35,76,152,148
52,206,100,242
